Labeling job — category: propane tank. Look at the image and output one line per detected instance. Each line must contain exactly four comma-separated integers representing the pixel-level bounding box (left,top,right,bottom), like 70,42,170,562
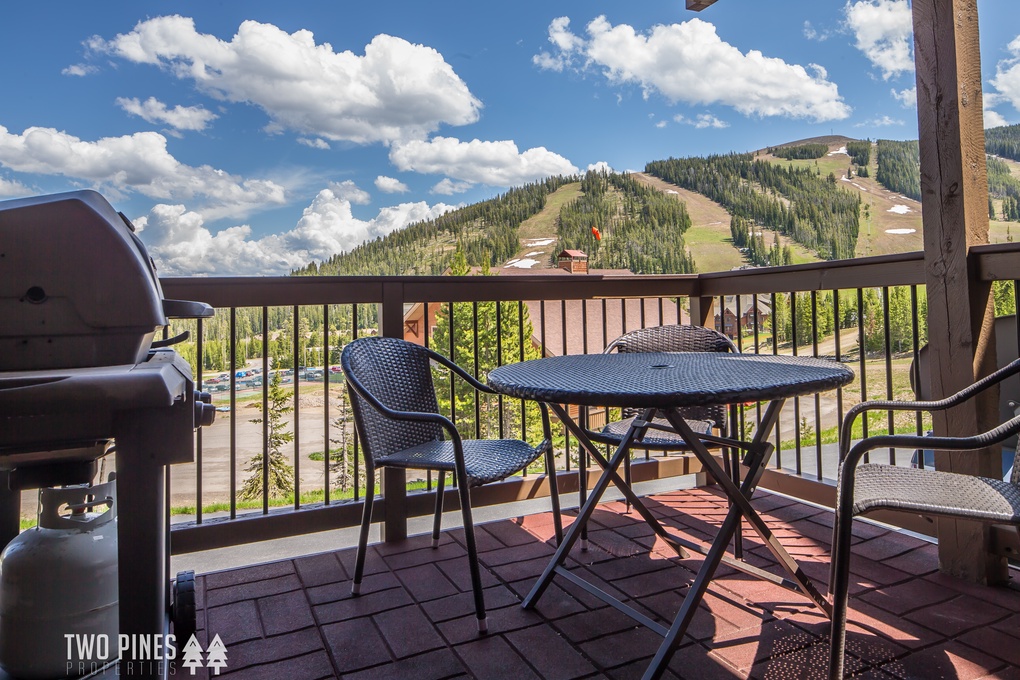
0,481,118,679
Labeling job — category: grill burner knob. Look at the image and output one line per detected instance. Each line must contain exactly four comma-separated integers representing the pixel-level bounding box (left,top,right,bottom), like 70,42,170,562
194,391,216,428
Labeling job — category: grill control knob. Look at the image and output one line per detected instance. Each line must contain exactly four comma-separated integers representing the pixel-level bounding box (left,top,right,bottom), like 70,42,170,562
193,391,216,428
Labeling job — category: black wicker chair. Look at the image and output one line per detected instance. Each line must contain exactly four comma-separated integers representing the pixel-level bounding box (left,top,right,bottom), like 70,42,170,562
586,324,738,453
341,336,562,634
828,357,1020,679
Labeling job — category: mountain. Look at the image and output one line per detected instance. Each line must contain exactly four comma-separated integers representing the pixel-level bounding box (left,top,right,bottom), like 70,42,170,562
296,125,1020,277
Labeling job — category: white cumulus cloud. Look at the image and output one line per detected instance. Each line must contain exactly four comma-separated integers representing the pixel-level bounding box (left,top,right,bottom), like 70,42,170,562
375,175,409,193
845,0,914,81
62,63,98,77
586,161,614,174
674,113,729,129
0,176,31,197
854,114,903,127
135,189,456,275
116,96,218,131
297,137,331,150
89,16,482,145
390,136,579,186
891,86,916,107
431,178,474,195
534,16,850,122
989,35,1020,117
329,179,371,205
0,125,286,219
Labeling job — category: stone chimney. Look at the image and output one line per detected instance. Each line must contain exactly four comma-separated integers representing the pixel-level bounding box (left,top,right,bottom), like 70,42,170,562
557,250,588,274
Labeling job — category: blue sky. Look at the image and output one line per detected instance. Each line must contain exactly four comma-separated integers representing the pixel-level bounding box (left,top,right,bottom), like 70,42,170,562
0,0,1017,275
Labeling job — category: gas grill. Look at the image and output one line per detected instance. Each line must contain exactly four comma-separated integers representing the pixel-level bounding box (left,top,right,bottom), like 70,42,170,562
0,190,215,678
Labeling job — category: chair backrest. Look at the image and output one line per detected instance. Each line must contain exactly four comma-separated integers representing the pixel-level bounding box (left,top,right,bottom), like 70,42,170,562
605,325,737,426
910,314,1020,483
606,324,738,355
341,337,444,464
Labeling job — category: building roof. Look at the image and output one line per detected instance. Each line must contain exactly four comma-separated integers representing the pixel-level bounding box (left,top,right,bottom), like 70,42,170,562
558,250,587,259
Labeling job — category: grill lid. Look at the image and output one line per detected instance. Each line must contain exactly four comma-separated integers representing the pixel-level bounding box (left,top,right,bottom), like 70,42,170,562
0,190,212,371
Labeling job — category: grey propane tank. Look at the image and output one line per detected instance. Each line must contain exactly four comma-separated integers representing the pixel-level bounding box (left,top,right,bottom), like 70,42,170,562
0,481,118,679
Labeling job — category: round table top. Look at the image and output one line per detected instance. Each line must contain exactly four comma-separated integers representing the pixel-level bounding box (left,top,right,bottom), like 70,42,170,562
487,352,854,408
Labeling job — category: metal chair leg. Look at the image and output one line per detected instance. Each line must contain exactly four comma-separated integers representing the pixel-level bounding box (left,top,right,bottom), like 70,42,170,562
457,481,487,634
351,475,376,596
432,471,446,548
828,506,855,680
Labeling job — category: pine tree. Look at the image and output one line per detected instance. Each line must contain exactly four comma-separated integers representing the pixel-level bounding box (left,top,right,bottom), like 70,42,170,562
239,371,295,500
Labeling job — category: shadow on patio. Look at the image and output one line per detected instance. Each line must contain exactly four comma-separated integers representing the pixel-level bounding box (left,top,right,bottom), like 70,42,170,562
188,488,1019,679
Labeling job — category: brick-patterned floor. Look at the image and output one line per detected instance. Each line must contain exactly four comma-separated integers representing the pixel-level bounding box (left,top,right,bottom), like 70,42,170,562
189,488,1020,679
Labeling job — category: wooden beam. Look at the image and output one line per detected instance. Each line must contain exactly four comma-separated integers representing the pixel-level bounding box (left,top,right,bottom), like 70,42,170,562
686,0,719,10
913,0,1005,584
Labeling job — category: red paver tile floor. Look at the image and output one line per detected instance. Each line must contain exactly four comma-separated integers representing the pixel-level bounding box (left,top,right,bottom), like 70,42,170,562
190,487,1020,679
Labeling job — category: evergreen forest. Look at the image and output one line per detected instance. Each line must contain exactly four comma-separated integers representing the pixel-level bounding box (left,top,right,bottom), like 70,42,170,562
645,153,860,260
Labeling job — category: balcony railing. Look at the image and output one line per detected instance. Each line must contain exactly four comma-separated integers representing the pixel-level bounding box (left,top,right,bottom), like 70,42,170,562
159,244,1020,556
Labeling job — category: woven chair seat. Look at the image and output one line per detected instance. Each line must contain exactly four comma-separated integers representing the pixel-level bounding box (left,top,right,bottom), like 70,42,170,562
853,463,1020,524
599,416,713,449
377,438,545,487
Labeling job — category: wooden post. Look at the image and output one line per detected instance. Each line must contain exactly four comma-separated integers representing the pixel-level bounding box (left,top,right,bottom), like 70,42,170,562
690,295,715,329
913,0,1005,583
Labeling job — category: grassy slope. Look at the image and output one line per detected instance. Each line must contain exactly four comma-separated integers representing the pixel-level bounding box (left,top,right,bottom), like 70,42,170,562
511,182,583,267
756,141,924,257
989,156,1020,244
632,172,819,272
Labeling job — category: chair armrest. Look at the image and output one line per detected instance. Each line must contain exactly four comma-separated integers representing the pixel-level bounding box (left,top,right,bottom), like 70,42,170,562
420,345,496,394
841,412,1020,472
838,357,1020,458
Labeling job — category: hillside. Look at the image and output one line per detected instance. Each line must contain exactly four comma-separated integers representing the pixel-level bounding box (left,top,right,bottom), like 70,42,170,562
295,125,1020,278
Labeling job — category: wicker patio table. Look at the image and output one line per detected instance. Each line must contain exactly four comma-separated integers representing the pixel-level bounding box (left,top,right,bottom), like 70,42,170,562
488,351,854,680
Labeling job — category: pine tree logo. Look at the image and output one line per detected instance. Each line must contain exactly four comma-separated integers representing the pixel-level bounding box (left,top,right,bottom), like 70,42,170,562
205,635,228,676
180,636,204,675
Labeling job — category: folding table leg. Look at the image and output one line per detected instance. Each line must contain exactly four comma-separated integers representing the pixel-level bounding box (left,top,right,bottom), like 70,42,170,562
522,404,649,609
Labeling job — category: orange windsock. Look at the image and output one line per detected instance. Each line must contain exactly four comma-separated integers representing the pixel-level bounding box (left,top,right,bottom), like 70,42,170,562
591,226,601,241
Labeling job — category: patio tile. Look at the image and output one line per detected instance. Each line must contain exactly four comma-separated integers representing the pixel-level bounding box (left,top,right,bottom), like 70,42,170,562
958,625,1020,666
320,618,391,673
552,607,646,643
218,650,334,680
204,574,302,607
876,641,1004,680
373,605,446,658
454,634,540,679
342,648,467,680
313,586,414,625
394,562,460,602
903,594,1011,637
859,578,961,617
437,602,546,645
306,570,399,606
206,600,262,645
221,628,323,671
578,625,674,669
421,585,520,623
293,551,346,587
256,589,316,636
482,516,548,547
505,625,598,680
189,487,1018,680
704,619,814,672
204,560,295,590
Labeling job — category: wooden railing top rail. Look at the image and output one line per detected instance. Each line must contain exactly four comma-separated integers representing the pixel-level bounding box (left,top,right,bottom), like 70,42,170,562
160,244,1020,309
